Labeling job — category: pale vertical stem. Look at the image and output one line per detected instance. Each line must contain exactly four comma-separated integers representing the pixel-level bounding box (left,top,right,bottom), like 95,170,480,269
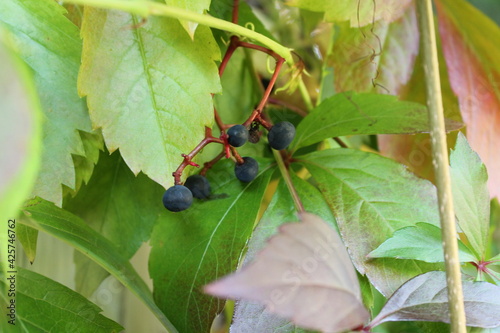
298,80,313,111
272,150,304,213
417,1,466,332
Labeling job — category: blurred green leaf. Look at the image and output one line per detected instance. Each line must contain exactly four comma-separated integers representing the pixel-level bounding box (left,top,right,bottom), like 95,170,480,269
0,28,42,222
0,267,122,332
21,198,178,332
490,253,500,263
469,327,500,333
214,50,261,125
64,150,164,296
291,92,461,151
450,133,490,258
284,0,412,26
297,148,442,296
149,159,274,333
369,222,476,263
165,0,211,37
0,0,96,205
79,7,221,189
467,0,500,25
330,5,418,95
358,273,375,313
0,27,42,310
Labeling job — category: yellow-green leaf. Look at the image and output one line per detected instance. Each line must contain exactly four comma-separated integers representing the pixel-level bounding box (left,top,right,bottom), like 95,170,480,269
79,8,221,189
285,0,411,26
165,0,211,37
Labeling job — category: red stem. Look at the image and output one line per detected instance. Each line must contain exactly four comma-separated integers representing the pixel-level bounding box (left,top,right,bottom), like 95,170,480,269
243,57,285,127
230,146,244,164
219,36,240,76
172,127,224,184
238,40,283,61
232,0,239,24
200,151,225,176
213,106,226,133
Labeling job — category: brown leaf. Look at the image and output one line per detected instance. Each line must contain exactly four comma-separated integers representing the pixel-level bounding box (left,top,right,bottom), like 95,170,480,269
204,212,369,333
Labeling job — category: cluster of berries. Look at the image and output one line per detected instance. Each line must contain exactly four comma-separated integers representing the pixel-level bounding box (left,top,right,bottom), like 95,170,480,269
162,121,296,212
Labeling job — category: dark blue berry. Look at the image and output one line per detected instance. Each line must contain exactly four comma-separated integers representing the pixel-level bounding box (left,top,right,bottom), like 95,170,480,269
234,157,259,182
185,174,211,199
227,125,249,147
163,185,192,212
268,121,296,150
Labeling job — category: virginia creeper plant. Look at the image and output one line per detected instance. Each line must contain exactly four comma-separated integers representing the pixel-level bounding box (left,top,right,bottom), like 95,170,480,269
1,0,500,332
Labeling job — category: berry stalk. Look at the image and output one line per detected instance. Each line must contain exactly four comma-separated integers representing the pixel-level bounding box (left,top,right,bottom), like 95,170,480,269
172,36,287,184
172,127,224,185
272,148,304,213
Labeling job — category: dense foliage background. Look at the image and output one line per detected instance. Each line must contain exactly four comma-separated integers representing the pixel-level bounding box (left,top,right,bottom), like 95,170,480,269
1,0,500,332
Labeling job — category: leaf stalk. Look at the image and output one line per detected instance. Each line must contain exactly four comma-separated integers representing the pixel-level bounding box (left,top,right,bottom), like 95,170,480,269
272,150,304,213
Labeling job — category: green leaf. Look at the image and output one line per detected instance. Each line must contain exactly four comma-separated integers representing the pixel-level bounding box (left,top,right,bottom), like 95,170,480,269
330,5,418,94
450,133,490,258
291,92,461,151
358,272,375,311
0,267,122,332
369,222,476,263
64,150,164,296
242,172,337,259
284,0,412,26
21,198,178,332
231,173,335,333
17,224,38,264
0,0,96,205
149,159,274,333
490,253,500,263
65,130,104,197
330,21,389,93
370,271,500,328
469,327,500,333
297,148,442,296
165,0,211,37
79,8,221,189
214,50,260,125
